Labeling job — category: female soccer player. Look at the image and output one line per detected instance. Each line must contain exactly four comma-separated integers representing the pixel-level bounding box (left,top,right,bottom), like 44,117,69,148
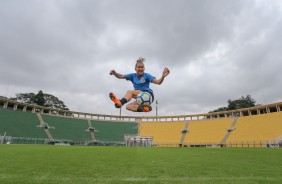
109,57,170,112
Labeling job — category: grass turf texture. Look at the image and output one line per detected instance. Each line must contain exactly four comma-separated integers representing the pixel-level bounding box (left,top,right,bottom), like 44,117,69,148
0,145,282,184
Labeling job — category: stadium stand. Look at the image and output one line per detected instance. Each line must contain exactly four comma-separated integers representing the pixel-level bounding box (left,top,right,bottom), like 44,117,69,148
91,120,138,143
0,108,47,140
139,121,186,147
41,114,91,143
183,118,234,147
1,97,282,147
226,111,282,147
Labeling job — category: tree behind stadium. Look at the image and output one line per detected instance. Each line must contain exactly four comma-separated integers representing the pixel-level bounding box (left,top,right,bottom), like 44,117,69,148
210,95,257,113
227,95,256,110
12,90,69,110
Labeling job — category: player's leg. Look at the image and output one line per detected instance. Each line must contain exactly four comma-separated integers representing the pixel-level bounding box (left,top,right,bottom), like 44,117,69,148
125,101,139,112
118,90,141,107
109,90,141,108
124,90,141,101
126,101,152,112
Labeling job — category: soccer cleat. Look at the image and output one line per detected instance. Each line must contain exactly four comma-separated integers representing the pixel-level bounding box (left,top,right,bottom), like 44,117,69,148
137,105,152,112
109,92,122,108
143,106,152,112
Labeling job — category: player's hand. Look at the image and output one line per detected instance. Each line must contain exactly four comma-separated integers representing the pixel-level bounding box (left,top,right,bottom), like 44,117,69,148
110,70,116,75
163,67,170,77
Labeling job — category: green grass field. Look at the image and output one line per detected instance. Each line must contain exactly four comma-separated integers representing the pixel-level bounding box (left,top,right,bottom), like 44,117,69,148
0,145,282,184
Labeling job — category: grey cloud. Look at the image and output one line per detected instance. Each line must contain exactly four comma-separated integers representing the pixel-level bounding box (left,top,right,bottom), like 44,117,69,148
0,0,281,116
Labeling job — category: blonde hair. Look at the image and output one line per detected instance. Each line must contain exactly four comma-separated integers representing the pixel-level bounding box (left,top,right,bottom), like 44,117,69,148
135,57,145,67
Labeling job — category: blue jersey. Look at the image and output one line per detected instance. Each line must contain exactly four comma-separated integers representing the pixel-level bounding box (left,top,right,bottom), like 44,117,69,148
125,73,155,93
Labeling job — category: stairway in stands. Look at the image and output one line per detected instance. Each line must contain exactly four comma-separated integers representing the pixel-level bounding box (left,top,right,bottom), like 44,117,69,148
220,116,238,145
87,119,96,141
36,113,54,142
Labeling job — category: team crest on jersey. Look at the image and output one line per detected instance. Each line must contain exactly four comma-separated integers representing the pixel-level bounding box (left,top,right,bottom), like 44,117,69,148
140,77,145,83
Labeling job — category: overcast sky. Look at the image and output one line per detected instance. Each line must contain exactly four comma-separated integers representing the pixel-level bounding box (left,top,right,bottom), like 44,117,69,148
1,0,282,116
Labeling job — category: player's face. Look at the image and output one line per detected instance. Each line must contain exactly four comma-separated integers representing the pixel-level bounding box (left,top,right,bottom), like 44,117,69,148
135,63,145,76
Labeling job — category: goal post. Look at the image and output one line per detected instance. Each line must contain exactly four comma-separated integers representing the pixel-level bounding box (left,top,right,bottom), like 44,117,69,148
0,132,10,144
124,134,153,147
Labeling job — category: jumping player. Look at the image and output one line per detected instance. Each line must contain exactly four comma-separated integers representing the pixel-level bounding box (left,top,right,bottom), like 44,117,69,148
109,57,170,112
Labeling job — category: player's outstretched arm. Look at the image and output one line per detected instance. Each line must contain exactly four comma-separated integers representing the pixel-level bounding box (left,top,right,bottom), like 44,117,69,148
152,67,170,85
109,70,125,79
